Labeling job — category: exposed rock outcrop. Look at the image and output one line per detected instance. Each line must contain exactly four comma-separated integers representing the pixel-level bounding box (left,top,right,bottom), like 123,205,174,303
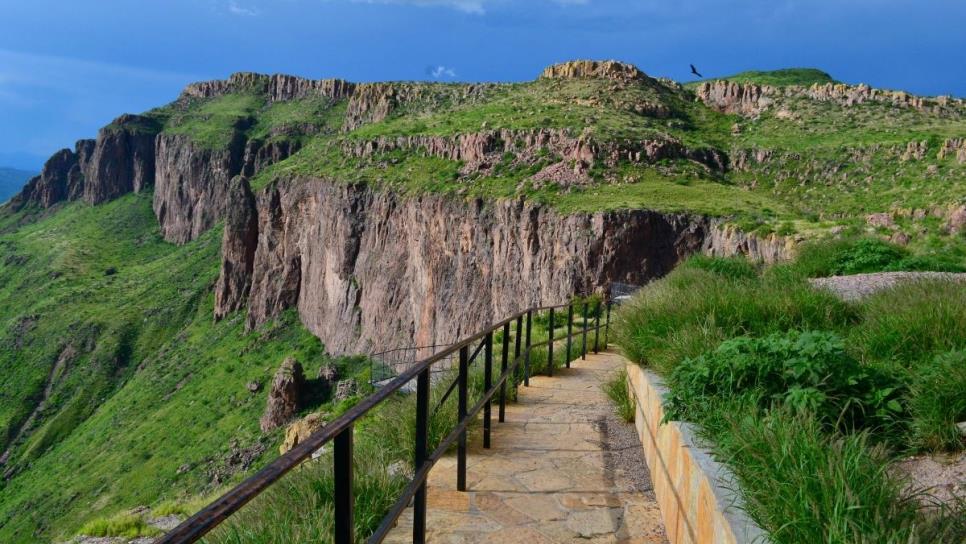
540,60,649,82
242,138,302,177
12,149,81,210
342,128,728,173
279,412,326,454
694,81,774,116
153,133,247,244
214,177,259,320
696,80,965,117
702,222,796,263
8,114,160,211
180,72,355,103
946,205,966,234
260,357,306,433
938,138,966,163
83,114,159,204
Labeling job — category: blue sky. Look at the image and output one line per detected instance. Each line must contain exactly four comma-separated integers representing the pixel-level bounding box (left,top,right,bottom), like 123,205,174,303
1,0,964,170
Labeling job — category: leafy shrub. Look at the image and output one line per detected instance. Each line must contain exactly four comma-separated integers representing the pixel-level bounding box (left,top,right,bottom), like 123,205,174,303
666,331,904,433
910,350,966,451
682,255,758,280
603,369,634,422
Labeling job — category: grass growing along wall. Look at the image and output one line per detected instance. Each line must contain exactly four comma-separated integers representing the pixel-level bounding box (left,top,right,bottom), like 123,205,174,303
612,239,966,543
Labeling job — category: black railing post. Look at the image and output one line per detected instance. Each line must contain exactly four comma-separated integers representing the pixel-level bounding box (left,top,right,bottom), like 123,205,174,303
524,310,533,387
566,303,573,368
499,322,510,423
457,345,469,492
547,308,554,377
594,300,601,354
413,369,429,544
581,301,589,360
604,301,612,347
334,426,354,544
483,331,493,449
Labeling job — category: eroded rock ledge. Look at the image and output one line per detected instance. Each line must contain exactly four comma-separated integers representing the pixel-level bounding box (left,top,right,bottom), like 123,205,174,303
696,80,965,117
341,128,728,176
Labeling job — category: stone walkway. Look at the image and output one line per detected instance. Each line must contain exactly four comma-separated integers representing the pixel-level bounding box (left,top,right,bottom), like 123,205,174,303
385,351,667,543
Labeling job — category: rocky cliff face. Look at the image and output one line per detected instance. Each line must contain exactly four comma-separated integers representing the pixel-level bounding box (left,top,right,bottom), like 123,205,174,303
214,176,788,356
214,176,259,320
152,132,248,244
180,72,356,103
12,149,81,210
541,60,649,82
695,80,965,117
83,114,159,204
8,114,160,211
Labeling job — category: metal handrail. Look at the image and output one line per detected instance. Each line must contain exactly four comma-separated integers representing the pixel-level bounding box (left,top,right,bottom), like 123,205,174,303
158,298,611,544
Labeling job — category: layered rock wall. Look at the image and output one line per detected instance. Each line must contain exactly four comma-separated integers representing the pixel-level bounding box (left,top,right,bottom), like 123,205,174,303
696,80,965,117
153,133,248,244
216,177,789,356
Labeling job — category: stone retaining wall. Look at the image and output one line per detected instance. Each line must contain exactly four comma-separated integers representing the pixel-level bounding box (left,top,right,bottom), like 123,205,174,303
625,363,765,543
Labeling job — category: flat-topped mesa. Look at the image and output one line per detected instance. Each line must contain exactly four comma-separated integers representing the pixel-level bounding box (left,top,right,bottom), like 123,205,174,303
540,60,650,82
179,72,356,103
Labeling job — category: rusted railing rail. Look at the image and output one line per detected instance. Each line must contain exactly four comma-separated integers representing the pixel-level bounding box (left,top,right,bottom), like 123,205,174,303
159,298,611,544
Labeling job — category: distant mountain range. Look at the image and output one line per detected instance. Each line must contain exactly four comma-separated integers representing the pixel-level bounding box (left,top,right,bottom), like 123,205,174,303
0,167,36,203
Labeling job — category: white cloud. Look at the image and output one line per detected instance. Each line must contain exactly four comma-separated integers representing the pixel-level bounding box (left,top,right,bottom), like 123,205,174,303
227,1,261,16
430,65,457,78
348,0,587,15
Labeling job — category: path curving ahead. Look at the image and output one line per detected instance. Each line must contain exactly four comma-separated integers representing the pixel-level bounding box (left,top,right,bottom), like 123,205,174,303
385,351,667,543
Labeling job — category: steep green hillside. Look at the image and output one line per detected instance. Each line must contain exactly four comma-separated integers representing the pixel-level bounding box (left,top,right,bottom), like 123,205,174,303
0,195,355,542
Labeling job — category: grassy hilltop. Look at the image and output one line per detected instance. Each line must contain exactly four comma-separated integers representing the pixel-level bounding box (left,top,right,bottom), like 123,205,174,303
0,61,964,542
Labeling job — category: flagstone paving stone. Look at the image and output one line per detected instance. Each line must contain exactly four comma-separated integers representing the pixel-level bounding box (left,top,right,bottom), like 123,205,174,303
384,351,667,543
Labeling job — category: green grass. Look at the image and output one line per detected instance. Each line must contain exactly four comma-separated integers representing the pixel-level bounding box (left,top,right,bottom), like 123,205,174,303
697,401,951,544
78,512,162,539
0,195,357,543
163,93,265,149
701,68,837,87
613,248,966,542
603,369,634,423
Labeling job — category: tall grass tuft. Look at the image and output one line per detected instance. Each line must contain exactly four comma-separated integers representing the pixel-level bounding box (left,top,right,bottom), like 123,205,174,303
701,401,928,544
602,369,634,423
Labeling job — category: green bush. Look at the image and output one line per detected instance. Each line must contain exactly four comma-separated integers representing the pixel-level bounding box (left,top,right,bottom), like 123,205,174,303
910,350,966,451
666,331,904,434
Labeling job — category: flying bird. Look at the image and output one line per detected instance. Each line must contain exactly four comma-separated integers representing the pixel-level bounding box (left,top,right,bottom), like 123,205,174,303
690,64,703,78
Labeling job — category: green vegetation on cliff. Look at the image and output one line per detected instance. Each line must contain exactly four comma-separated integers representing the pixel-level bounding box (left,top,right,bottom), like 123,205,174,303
699,67,837,87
